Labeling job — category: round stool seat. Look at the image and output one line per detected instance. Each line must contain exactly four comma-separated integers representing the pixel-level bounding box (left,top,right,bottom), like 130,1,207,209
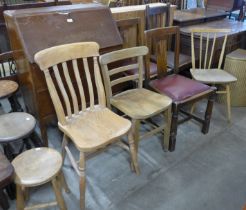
0,80,18,99
0,112,36,143
12,148,62,187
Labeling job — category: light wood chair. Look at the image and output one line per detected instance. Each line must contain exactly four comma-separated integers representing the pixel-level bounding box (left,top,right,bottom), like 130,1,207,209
145,4,192,73
34,42,137,210
99,46,172,158
12,147,67,210
190,28,237,122
145,26,216,151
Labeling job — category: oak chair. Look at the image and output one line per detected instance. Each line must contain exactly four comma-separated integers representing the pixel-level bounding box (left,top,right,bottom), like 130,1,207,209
190,28,237,122
99,46,172,157
145,26,216,151
116,17,141,48
34,42,138,210
12,148,67,210
146,3,192,72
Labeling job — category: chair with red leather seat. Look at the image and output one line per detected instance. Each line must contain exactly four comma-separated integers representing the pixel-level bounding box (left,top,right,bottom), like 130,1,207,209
144,26,216,151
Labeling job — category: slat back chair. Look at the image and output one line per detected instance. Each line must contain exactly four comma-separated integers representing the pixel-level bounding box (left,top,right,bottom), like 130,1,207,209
146,3,170,30
0,51,17,80
100,46,172,154
35,42,138,210
116,18,141,48
145,26,216,151
190,28,237,122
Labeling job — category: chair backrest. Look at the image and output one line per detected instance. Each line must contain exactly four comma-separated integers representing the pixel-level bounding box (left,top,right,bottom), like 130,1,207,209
116,18,141,48
99,46,148,108
145,3,170,30
34,42,106,125
191,28,230,70
0,51,17,79
144,26,180,80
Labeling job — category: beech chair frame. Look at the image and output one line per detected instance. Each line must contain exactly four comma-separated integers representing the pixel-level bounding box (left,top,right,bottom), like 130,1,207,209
35,42,138,210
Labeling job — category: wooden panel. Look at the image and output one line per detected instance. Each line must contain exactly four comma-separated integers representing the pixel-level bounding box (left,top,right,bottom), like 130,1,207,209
207,0,240,11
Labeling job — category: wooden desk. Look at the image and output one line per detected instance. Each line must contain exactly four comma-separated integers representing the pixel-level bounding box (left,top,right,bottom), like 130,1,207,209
174,8,228,26
111,3,176,46
180,19,246,65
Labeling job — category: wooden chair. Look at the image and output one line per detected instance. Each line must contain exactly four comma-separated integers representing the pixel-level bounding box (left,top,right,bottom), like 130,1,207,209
145,26,216,151
34,42,138,210
116,17,141,48
190,28,237,122
145,3,192,72
99,46,172,157
12,147,67,210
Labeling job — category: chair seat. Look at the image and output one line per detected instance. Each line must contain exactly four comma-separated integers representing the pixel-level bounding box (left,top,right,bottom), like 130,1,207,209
111,88,172,120
0,112,36,143
190,69,237,84
0,80,18,99
150,74,211,102
167,51,192,69
12,148,62,187
59,107,131,152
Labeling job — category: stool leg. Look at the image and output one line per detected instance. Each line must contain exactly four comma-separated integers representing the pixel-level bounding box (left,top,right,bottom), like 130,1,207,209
79,152,86,210
58,171,70,193
0,189,9,210
226,84,231,123
16,185,25,210
51,176,67,210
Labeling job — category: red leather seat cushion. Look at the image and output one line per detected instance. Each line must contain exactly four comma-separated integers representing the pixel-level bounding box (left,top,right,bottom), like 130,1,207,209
150,74,210,102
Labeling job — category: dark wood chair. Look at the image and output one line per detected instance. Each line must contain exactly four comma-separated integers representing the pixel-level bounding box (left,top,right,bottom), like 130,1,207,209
145,3,192,72
144,26,216,151
0,151,14,210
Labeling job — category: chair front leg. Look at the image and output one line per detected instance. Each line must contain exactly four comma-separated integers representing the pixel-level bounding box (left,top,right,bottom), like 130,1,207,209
202,92,215,134
169,104,179,152
163,106,172,152
128,119,140,175
61,134,68,164
79,152,86,210
226,84,231,123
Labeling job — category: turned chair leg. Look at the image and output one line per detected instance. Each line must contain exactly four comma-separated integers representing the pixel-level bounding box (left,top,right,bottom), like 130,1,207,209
226,84,231,123
163,106,172,152
52,176,67,210
169,104,179,152
202,93,215,134
79,152,86,210
16,185,25,210
128,120,140,175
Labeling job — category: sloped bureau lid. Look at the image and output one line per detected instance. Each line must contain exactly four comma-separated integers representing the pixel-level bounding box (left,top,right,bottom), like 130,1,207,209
4,4,122,63
206,0,236,11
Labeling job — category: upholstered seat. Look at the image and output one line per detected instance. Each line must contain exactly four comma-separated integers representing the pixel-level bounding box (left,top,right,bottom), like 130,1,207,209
150,74,211,102
190,69,237,84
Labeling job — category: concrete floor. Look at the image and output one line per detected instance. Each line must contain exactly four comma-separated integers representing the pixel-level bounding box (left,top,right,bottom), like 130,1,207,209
2,98,246,210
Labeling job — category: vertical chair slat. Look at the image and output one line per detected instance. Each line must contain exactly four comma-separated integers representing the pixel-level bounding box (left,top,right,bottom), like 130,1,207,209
62,62,79,115
93,57,106,107
138,56,143,89
72,59,86,111
44,70,66,124
204,33,209,69
199,33,203,69
208,33,217,69
53,65,72,119
218,34,228,69
83,58,95,109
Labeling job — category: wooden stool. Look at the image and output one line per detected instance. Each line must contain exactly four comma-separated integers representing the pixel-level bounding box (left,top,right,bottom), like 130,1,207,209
12,147,67,210
0,112,37,160
0,151,14,210
0,80,22,112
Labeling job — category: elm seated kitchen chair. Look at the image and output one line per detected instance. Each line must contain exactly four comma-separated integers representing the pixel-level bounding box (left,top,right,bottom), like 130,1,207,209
146,3,192,73
145,26,216,151
190,28,237,122
99,46,172,159
34,42,138,210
